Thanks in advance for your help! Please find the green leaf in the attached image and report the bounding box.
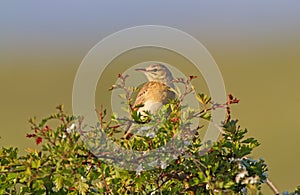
[53,174,64,191]
[196,93,211,105]
[32,159,41,169]
[224,181,235,189]
[7,172,18,182]
[76,181,89,195]
[200,112,211,120]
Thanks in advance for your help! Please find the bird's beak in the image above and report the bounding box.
[135,68,147,72]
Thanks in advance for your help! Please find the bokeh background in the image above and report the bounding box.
[1,1,299,193]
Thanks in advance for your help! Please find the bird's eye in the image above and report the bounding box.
[152,69,158,72]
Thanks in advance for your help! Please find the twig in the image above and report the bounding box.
[267,178,280,195]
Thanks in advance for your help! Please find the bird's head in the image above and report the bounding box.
[135,64,174,85]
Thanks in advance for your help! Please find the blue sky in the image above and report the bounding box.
[1,1,299,46]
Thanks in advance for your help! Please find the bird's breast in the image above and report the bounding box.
[134,81,175,115]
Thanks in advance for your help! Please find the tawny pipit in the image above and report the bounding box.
[123,64,176,139]
[133,64,175,116]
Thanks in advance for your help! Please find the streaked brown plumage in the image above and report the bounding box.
[134,81,175,115]
[133,64,175,115]
[124,63,176,138]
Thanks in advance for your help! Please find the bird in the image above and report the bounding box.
[133,63,176,116]
[123,63,176,139]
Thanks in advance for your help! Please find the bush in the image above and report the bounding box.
[0,75,298,194]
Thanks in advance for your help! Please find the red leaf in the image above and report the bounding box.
[189,75,198,80]
[26,133,35,138]
[171,117,179,123]
[35,137,42,145]
[227,94,240,104]
[232,99,240,104]
[45,125,50,131]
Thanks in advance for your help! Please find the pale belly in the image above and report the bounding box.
[137,101,163,115]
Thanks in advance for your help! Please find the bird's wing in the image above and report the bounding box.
[133,81,175,107]
[133,81,154,107]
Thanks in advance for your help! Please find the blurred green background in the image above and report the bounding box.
[1,1,299,193]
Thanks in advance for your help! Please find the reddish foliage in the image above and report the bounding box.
[189,75,198,81]
[171,117,179,123]
[35,137,43,145]
[26,133,36,138]
[44,125,50,131]
[227,94,240,104]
